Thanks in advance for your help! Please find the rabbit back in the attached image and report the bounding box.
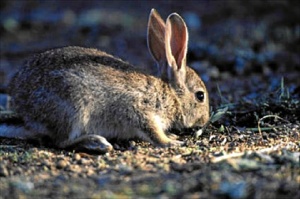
[9,46,178,146]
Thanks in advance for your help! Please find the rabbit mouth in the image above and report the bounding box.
[170,117,206,135]
[184,117,207,129]
[171,126,203,136]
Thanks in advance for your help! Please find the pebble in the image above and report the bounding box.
[117,165,133,175]
[269,133,277,138]
[194,129,203,138]
[79,158,90,165]
[13,167,23,175]
[86,168,95,176]
[0,166,9,177]
[42,160,51,167]
[68,164,82,173]
[74,153,81,161]
[129,141,136,148]
[262,132,269,140]
[56,159,68,169]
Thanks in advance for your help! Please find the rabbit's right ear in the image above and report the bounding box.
[165,13,188,87]
[147,9,168,78]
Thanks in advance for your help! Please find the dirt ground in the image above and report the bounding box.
[0,1,299,198]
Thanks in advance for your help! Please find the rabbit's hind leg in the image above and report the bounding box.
[58,134,113,153]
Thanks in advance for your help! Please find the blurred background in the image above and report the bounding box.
[0,0,299,107]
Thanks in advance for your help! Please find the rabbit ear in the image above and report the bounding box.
[165,13,188,86]
[147,9,169,78]
[147,9,165,62]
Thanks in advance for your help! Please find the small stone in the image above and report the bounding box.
[269,133,277,138]
[129,141,136,148]
[79,158,90,165]
[86,168,95,176]
[42,160,51,166]
[0,166,9,177]
[68,165,82,173]
[74,153,81,161]
[262,132,268,140]
[194,129,203,138]
[14,167,23,175]
[56,160,68,169]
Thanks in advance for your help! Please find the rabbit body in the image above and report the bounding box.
[6,9,209,152]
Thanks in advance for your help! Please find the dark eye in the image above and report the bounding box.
[195,91,205,102]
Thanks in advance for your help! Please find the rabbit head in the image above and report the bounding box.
[147,9,209,128]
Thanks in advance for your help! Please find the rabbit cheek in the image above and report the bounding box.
[194,115,209,127]
[187,107,209,127]
[183,102,209,128]
[193,107,210,127]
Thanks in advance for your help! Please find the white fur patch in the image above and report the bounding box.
[153,114,167,130]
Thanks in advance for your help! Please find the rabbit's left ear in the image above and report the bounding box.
[147,9,166,63]
[147,9,170,79]
[165,13,188,87]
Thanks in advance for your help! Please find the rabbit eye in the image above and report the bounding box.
[195,91,205,102]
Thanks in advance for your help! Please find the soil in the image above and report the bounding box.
[0,1,299,199]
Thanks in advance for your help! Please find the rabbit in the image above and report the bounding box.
[0,9,209,153]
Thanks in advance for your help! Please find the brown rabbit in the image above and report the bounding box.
[0,9,209,153]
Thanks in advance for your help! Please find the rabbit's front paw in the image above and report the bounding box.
[156,138,184,147]
[168,140,184,147]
